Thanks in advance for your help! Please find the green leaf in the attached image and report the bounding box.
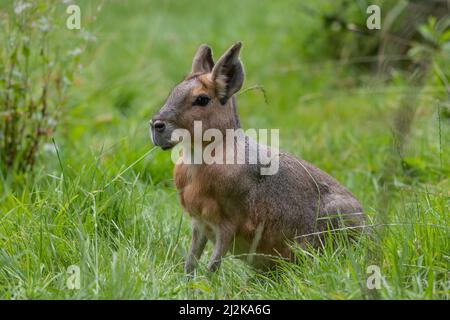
[22,43,30,58]
[10,49,18,64]
[440,30,450,43]
[401,157,427,177]
[418,25,436,44]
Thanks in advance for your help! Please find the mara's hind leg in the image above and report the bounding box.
[207,222,237,272]
[321,196,366,238]
[185,221,208,274]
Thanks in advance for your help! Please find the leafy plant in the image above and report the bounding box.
[408,16,450,64]
[0,1,89,173]
[409,16,450,120]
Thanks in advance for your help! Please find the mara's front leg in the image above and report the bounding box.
[207,222,237,272]
[185,220,208,275]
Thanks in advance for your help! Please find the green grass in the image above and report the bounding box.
[0,0,449,299]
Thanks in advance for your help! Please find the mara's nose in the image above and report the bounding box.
[152,120,166,133]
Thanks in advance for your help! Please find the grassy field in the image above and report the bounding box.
[0,0,449,299]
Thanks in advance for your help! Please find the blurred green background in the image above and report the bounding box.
[0,0,449,299]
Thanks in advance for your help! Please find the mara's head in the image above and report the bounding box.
[150,42,244,150]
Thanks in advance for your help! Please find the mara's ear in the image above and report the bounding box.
[211,42,244,104]
[191,44,214,74]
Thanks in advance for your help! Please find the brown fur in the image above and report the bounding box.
[150,43,366,273]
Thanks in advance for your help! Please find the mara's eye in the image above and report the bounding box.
[193,95,210,107]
